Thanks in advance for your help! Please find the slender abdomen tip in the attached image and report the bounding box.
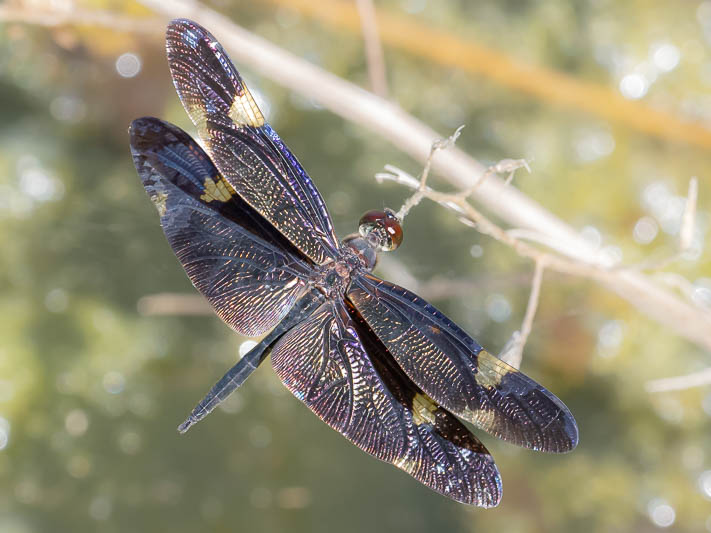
[177,416,195,434]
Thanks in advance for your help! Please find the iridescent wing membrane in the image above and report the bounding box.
[348,274,578,453]
[129,18,578,507]
[166,19,339,265]
[271,300,501,506]
[129,117,312,337]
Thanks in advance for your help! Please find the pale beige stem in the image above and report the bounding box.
[646,368,711,393]
[5,0,711,355]
[355,0,388,98]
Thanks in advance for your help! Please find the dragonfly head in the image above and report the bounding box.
[358,209,403,252]
[343,209,402,271]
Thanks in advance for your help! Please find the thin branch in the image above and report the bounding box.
[263,0,711,151]
[137,293,213,316]
[375,164,711,352]
[646,368,711,393]
[355,0,388,98]
[8,1,711,354]
[680,176,698,252]
[458,158,530,200]
[0,5,160,33]
[625,176,699,272]
[500,260,545,369]
[396,125,464,221]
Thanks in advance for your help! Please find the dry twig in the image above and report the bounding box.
[625,176,699,272]
[499,260,546,369]
[263,0,711,150]
[645,368,711,393]
[396,125,464,221]
[5,0,711,370]
[355,0,388,98]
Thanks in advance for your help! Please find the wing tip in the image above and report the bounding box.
[448,456,502,507]
[128,117,190,154]
[557,406,580,453]
[167,17,201,33]
[534,381,579,453]
[128,116,160,141]
[166,18,213,48]
[478,460,503,508]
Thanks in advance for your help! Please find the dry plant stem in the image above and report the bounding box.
[458,158,530,200]
[397,126,464,221]
[141,0,711,355]
[6,1,711,355]
[679,176,698,252]
[499,260,544,369]
[0,5,160,33]
[379,167,711,354]
[625,176,699,272]
[355,0,388,98]
[645,367,711,393]
[264,0,711,150]
[136,293,214,316]
[511,260,546,368]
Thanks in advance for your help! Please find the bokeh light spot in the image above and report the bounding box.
[619,73,649,99]
[45,288,68,313]
[49,95,86,123]
[89,496,112,520]
[633,216,659,244]
[0,417,10,451]
[115,53,141,78]
[647,498,675,527]
[699,470,711,499]
[580,225,602,248]
[469,244,483,258]
[652,43,681,72]
[597,320,624,358]
[65,409,89,436]
[102,371,125,394]
[485,294,511,323]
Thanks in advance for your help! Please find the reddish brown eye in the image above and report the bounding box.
[383,214,403,250]
[357,209,403,252]
[358,210,386,227]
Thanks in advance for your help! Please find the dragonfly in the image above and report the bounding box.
[129,18,578,507]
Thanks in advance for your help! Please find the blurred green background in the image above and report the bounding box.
[1,1,711,532]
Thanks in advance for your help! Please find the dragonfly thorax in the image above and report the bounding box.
[314,246,364,299]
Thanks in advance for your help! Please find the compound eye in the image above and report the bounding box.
[382,209,403,251]
[358,209,403,252]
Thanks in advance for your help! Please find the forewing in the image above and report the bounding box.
[271,300,501,506]
[166,18,339,265]
[129,117,313,336]
[347,274,578,453]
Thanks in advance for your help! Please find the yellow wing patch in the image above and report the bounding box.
[475,350,514,387]
[229,87,265,128]
[411,392,438,426]
[200,175,235,203]
[150,191,168,216]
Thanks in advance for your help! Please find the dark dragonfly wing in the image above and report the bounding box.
[271,300,502,506]
[166,18,339,265]
[347,273,578,453]
[129,117,314,337]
